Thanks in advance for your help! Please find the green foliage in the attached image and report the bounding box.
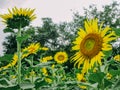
[3,28,14,33]
[16,34,30,44]
[113,28,120,36]
[0,54,13,66]
[89,72,105,84]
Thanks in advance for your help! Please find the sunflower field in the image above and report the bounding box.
[0,2,120,90]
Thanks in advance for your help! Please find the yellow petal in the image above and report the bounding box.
[101,26,111,37]
[78,29,86,38]
[102,43,112,51]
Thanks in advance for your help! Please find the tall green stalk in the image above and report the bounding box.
[31,56,34,84]
[17,26,22,84]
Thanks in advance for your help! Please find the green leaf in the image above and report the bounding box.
[0,78,19,90]
[16,35,30,44]
[20,83,35,89]
[33,61,54,68]
[103,50,112,60]
[24,58,32,66]
[89,72,105,84]
[35,80,48,89]
[100,65,106,72]
[0,78,11,86]
[112,28,120,36]
[0,54,13,62]
[3,28,14,33]
[113,79,120,89]
[104,79,112,88]
[109,69,120,76]
[0,85,19,90]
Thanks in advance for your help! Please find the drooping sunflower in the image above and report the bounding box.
[0,53,18,71]
[76,73,86,82]
[71,18,116,73]
[76,73,87,89]
[40,56,53,63]
[40,47,49,51]
[0,7,36,29]
[54,51,68,64]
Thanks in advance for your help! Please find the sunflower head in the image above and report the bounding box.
[0,7,36,29]
[114,54,120,62]
[0,53,18,71]
[71,18,116,73]
[54,51,68,64]
[76,73,86,82]
[106,73,112,80]
[41,67,48,76]
[45,78,52,84]
[22,43,40,58]
[40,56,53,63]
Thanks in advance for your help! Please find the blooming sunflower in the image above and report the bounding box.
[71,19,116,73]
[114,54,120,62]
[22,43,40,58]
[0,7,36,29]
[54,51,68,64]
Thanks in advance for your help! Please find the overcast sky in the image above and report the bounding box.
[0,0,119,55]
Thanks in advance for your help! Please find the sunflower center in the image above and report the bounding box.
[29,47,35,53]
[80,33,102,58]
[58,55,65,61]
[84,39,95,51]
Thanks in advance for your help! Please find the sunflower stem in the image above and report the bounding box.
[17,25,22,85]
[31,56,34,84]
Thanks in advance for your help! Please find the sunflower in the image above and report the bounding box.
[76,73,86,82]
[76,73,87,89]
[0,7,36,29]
[40,56,53,63]
[114,54,120,62]
[71,18,116,73]
[0,43,48,70]
[40,47,49,51]
[10,53,18,66]
[45,78,52,84]
[30,70,36,77]
[0,53,18,71]
[41,67,48,76]
[106,73,112,80]
[22,43,40,58]
[54,51,68,64]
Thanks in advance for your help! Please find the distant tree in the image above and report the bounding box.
[71,1,120,32]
